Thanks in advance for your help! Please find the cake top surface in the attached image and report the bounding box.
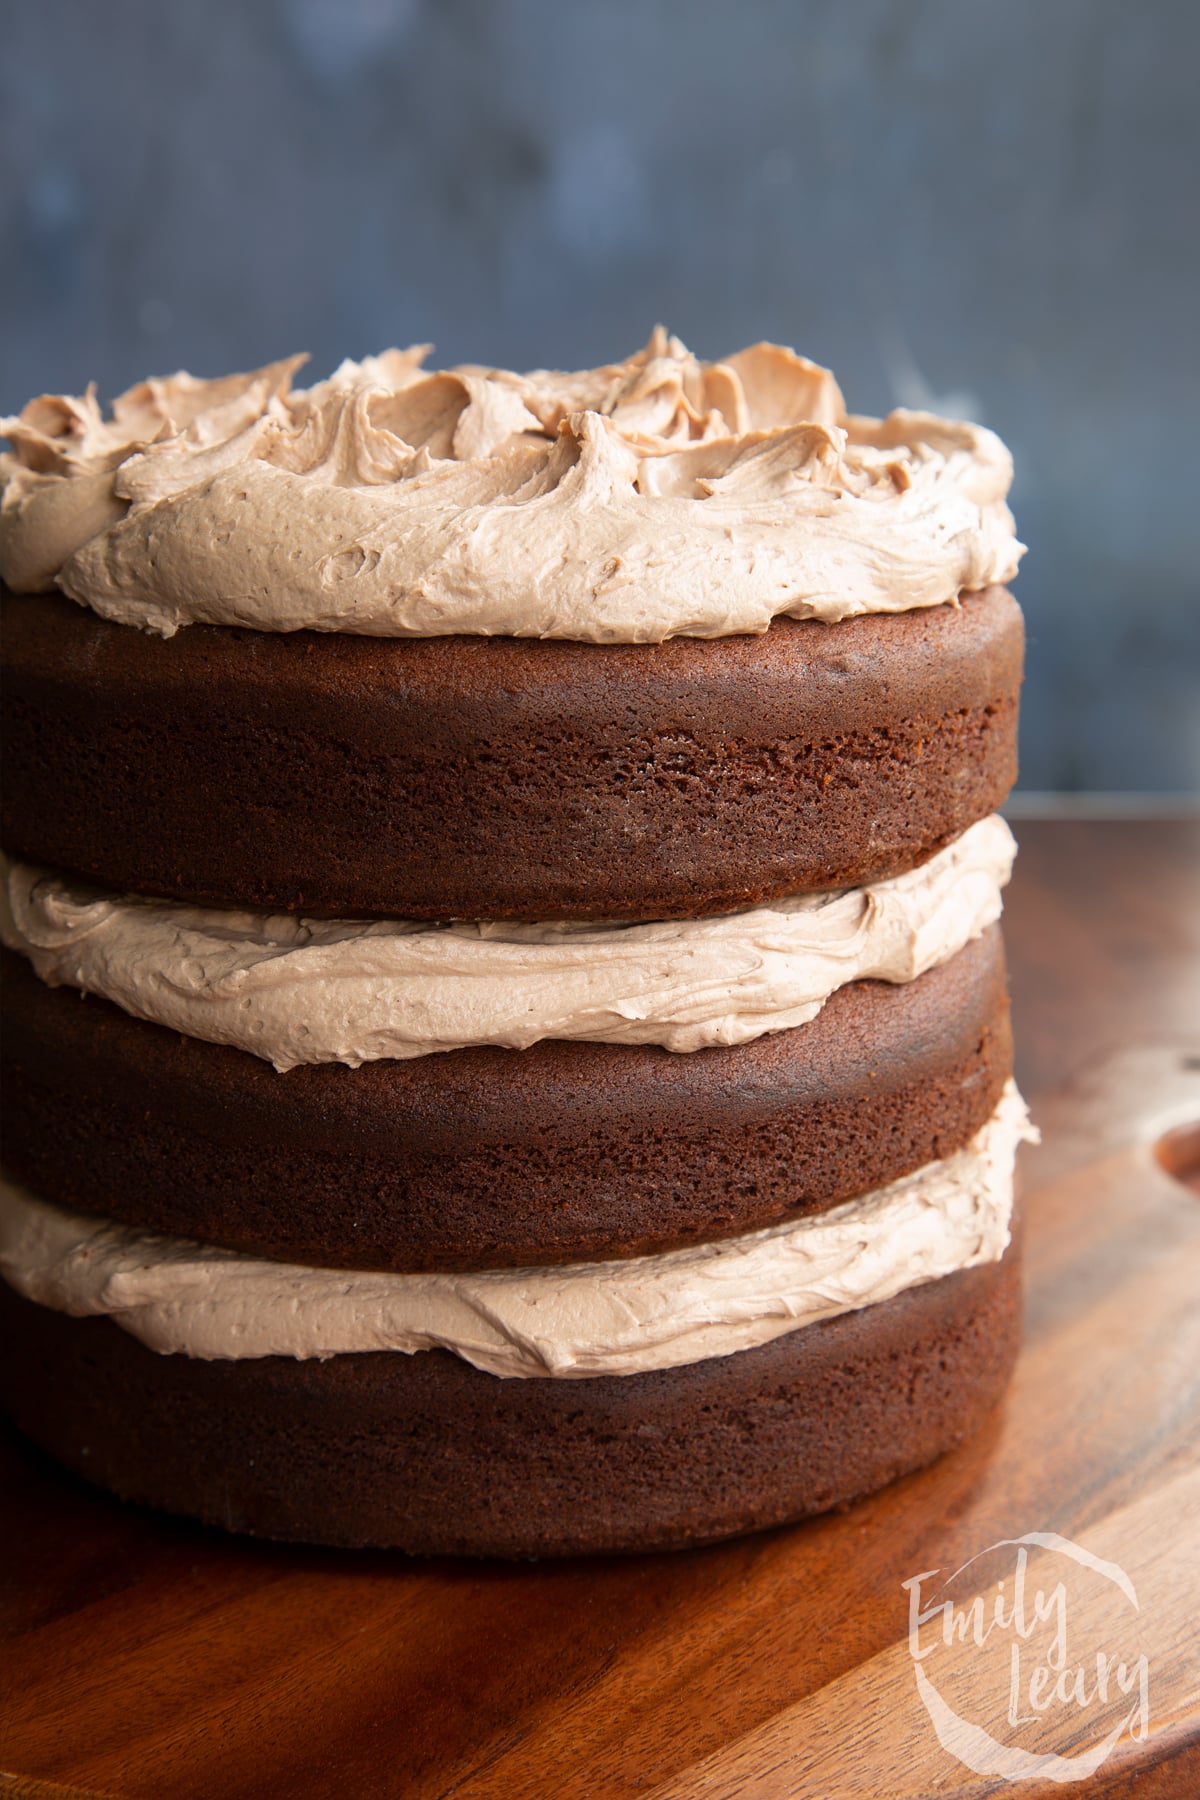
[0,330,1022,642]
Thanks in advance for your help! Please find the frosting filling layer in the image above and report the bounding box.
[0,331,1022,642]
[0,816,1014,1069]
[0,1083,1035,1379]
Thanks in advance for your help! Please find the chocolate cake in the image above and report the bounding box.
[0,331,1034,1555]
[0,583,1021,918]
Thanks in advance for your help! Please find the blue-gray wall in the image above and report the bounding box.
[3,0,1196,792]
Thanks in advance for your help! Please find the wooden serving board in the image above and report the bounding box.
[2,818,1198,1800]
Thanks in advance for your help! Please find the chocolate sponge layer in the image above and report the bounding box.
[0,586,1022,919]
[0,927,1010,1272]
[0,1231,1022,1558]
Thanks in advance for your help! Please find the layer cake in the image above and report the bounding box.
[0,332,1033,1555]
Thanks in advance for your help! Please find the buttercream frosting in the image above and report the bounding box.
[0,1083,1035,1378]
[0,331,1023,642]
[0,816,1014,1069]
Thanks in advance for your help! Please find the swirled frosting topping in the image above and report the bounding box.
[0,1083,1035,1378]
[0,331,1022,641]
[0,816,1014,1069]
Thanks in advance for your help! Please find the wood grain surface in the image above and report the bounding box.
[1,817,1198,1800]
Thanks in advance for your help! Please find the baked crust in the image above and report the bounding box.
[0,586,1023,919]
[0,1231,1022,1557]
[0,929,1011,1271]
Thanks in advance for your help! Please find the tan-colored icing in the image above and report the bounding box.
[0,332,1022,641]
[0,817,1014,1070]
[0,1084,1035,1378]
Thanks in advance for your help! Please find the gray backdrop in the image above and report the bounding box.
[2,0,1196,794]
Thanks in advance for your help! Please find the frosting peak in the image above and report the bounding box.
[1,332,1022,642]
